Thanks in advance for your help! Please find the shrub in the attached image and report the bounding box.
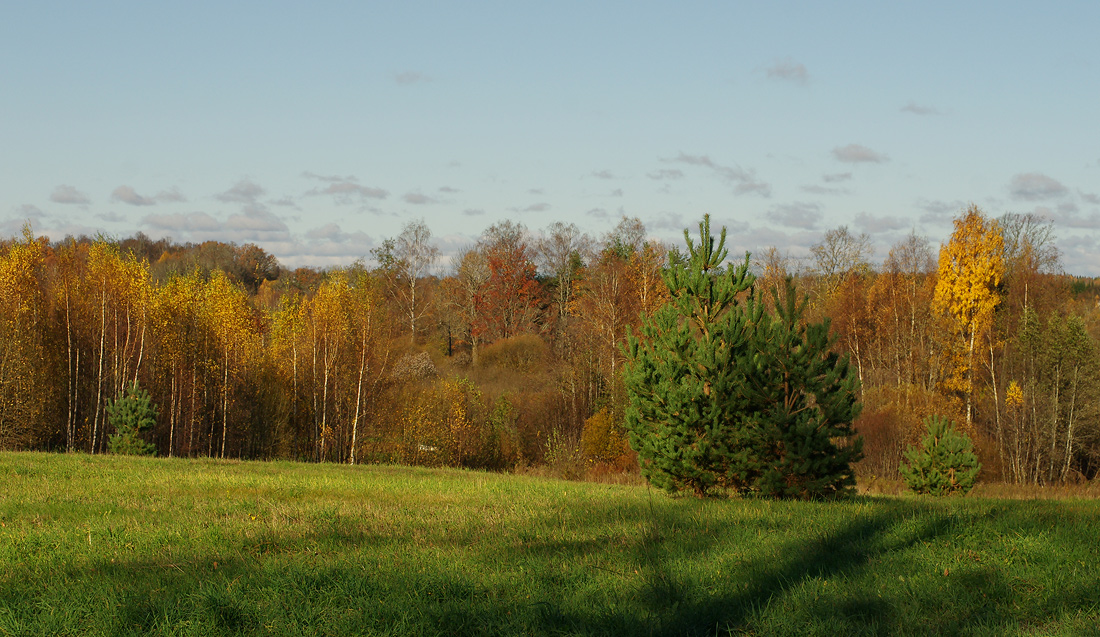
[106,381,158,456]
[580,407,628,464]
[900,415,981,495]
[477,334,549,372]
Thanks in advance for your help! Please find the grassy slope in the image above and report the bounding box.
[1,452,1098,636]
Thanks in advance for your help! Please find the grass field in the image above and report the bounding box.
[1,452,1099,636]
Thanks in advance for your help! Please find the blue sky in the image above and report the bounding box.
[3,2,1098,274]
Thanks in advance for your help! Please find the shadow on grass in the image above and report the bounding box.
[0,498,1092,636]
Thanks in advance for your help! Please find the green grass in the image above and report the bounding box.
[1,452,1098,636]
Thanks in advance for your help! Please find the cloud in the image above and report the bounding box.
[403,192,437,205]
[832,144,889,164]
[822,172,852,183]
[438,186,460,194]
[648,169,684,180]
[143,206,291,245]
[649,212,686,232]
[901,101,941,116]
[1080,190,1099,205]
[590,170,615,179]
[765,58,809,84]
[915,198,967,224]
[668,152,771,196]
[51,185,91,205]
[1038,204,1100,230]
[769,202,822,229]
[216,180,265,204]
[1008,173,1068,201]
[854,212,907,234]
[463,208,484,216]
[518,203,550,213]
[527,188,544,195]
[801,185,851,196]
[609,189,623,197]
[275,223,376,267]
[155,187,187,203]
[144,211,223,233]
[394,71,430,85]
[586,208,609,219]
[302,173,388,203]
[270,196,299,208]
[15,204,47,219]
[111,185,157,206]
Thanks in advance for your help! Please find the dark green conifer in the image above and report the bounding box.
[622,215,756,496]
[623,216,863,499]
[738,278,863,498]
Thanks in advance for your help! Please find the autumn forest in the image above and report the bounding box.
[1,207,1098,485]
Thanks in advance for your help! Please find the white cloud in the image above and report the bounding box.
[647,169,684,180]
[302,173,388,203]
[765,58,809,84]
[15,204,47,219]
[832,144,889,164]
[50,185,90,205]
[394,71,430,85]
[854,212,907,234]
[143,206,291,244]
[668,153,771,196]
[769,202,822,229]
[801,185,850,196]
[216,180,265,204]
[112,185,156,206]
[916,198,967,224]
[403,193,437,205]
[1008,173,1068,201]
[155,187,187,203]
[901,101,941,116]
[649,212,686,232]
[1041,204,1100,230]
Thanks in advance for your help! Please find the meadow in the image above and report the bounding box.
[1,452,1098,636]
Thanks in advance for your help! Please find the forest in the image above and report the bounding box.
[0,206,1098,485]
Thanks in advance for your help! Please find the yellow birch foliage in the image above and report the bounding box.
[932,205,1005,419]
[0,229,49,447]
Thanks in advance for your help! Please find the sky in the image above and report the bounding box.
[2,2,1098,274]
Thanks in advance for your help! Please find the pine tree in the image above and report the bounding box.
[622,215,758,496]
[739,278,863,498]
[900,415,981,495]
[623,216,864,498]
[106,380,158,456]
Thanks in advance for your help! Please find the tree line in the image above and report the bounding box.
[0,207,1097,484]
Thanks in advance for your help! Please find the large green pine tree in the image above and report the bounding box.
[738,279,863,498]
[623,216,863,498]
[623,215,757,496]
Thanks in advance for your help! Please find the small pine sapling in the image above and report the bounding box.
[900,415,981,495]
[106,380,159,456]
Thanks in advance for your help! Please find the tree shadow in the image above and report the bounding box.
[0,497,1092,636]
